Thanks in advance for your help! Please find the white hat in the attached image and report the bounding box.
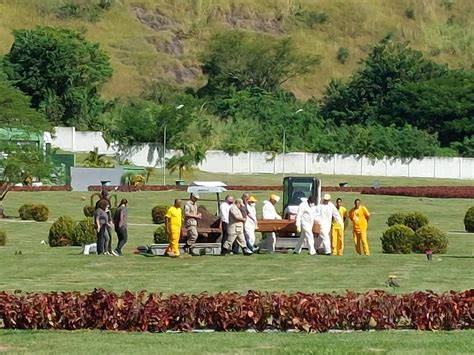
[323,193,331,200]
[191,193,200,199]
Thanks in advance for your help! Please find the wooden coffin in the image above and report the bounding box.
[257,219,320,234]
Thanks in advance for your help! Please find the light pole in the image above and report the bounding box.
[163,104,184,186]
[282,109,304,177]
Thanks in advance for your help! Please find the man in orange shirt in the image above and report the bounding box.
[165,199,183,257]
[348,199,370,256]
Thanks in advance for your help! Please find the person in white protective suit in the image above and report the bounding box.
[314,193,343,255]
[258,194,282,253]
[244,195,258,251]
[294,195,318,255]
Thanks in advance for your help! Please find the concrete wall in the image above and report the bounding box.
[71,167,124,191]
[50,127,474,180]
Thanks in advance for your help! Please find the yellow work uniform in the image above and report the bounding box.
[165,206,182,256]
[348,206,370,256]
[331,206,347,256]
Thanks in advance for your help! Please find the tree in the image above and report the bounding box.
[82,147,112,168]
[0,74,52,208]
[166,143,206,180]
[199,31,321,95]
[3,26,112,129]
[321,39,446,125]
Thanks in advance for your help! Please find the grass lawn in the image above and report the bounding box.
[0,176,473,353]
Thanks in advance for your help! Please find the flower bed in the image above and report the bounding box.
[8,185,72,192]
[0,289,471,332]
[361,186,474,198]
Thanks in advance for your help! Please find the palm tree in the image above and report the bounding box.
[83,147,112,168]
[166,143,206,180]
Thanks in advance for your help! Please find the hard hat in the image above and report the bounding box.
[248,196,257,203]
[270,194,280,203]
[323,193,331,200]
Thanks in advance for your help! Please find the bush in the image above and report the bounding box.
[404,8,415,19]
[337,47,349,64]
[413,225,448,254]
[381,224,415,254]
[464,206,474,232]
[31,204,49,222]
[0,231,6,246]
[49,216,76,247]
[83,206,95,217]
[19,204,49,222]
[404,212,429,231]
[153,224,168,244]
[152,205,168,224]
[387,212,406,227]
[19,204,34,220]
[386,212,429,231]
[72,218,97,246]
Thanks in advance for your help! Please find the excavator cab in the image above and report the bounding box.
[282,177,321,219]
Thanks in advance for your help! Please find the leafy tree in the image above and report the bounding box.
[0,75,52,206]
[166,143,206,180]
[82,147,112,168]
[321,39,446,125]
[199,31,321,95]
[451,136,474,157]
[3,26,112,129]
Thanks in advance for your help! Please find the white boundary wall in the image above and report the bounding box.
[48,127,474,180]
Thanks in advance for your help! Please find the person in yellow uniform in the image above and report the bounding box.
[348,199,370,256]
[331,197,347,256]
[165,199,182,257]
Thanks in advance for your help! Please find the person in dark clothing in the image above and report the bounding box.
[95,199,112,255]
[113,199,128,256]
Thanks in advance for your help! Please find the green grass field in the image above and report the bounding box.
[0,173,473,353]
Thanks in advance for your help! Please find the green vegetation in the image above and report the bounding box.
[71,217,96,246]
[381,224,415,254]
[413,225,449,254]
[48,215,76,247]
[464,206,474,232]
[0,230,6,246]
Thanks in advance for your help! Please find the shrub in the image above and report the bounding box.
[381,224,415,254]
[49,216,76,247]
[18,204,34,220]
[19,204,49,221]
[404,8,415,19]
[31,204,49,222]
[83,206,95,217]
[152,205,168,224]
[404,212,429,231]
[72,218,97,246]
[0,231,6,246]
[337,47,349,64]
[464,206,474,232]
[387,212,406,227]
[153,224,168,244]
[413,225,448,254]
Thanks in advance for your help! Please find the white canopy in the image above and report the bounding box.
[187,181,227,194]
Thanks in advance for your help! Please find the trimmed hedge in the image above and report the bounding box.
[464,206,474,233]
[0,231,6,246]
[48,215,76,247]
[381,224,414,254]
[19,204,49,222]
[0,289,471,332]
[386,212,429,231]
[362,186,474,198]
[151,205,168,224]
[413,225,448,254]
[72,218,97,246]
[153,224,168,244]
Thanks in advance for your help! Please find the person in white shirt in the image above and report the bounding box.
[258,194,282,253]
[219,195,234,253]
[245,195,258,250]
[314,193,343,255]
[294,195,317,255]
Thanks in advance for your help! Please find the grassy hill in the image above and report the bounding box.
[0,0,472,100]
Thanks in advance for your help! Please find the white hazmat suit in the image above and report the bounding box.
[314,202,343,255]
[294,199,317,255]
[245,203,257,248]
[258,200,282,252]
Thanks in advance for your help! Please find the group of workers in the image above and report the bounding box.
[163,191,371,257]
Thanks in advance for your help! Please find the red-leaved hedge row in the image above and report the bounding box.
[88,185,367,192]
[0,289,472,332]
[8,185,72,192]
[361,186,474,198]
[88,185,179,192]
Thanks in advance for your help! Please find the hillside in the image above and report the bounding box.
[0,0,472,100]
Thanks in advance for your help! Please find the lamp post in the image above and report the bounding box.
[282,109,304,177]
[163,104,184,186]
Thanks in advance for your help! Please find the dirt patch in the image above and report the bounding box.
[173,65,201,83]
[0,346,13,353]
